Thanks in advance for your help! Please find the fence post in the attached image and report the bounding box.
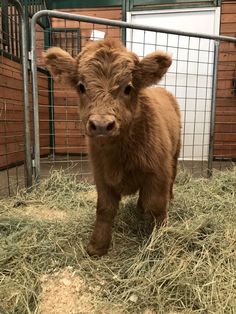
[11,0,32,187]
[208,41,220,177]
[31,11,41,183]
[121,0,127,45]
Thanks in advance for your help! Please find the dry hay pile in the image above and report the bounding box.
[0,168,235,314]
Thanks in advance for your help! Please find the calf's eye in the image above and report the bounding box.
[124,84,132,95]
[78,83,86,94]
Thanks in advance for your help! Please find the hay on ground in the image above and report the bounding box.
[0,168,235,313]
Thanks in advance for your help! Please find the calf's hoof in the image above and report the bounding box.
[155,213,168,228]
[87,243,108,257]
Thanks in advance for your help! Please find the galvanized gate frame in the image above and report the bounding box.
[30,10,236,182]
[7,0,32,188]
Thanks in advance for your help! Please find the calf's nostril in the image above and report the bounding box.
[106,121,116,131]
[89,120,97,131]
[88,117,116,135]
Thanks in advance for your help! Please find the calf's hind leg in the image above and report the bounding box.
[170,154,178,200]
[170,141,181,199]
[139,175,170,227]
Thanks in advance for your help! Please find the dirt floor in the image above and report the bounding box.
[39,267,94,314]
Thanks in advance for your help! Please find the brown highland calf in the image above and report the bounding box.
[43,39,181,257]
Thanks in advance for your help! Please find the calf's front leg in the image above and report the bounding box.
[87,186,120,257]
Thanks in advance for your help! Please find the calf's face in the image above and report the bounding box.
[43,40,172,138]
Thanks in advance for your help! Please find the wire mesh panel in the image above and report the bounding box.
[0,0,25,196]
[31,11,236,180]
[126,30,216,176]
[34,17,123,181]
[0,0,21,58]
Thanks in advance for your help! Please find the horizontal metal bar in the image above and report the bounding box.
[40,160,90,163]
[49,28,81,32]
[32,9,236,43]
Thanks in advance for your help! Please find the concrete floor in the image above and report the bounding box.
[0,156,234,198]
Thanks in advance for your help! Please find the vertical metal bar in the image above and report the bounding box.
[65,28,67,50]
[154,31,158,50]
[66,95,69,167]
[23,0,31,51]
[174,35,180,96]
[71,30,74,56]
[78,28,80,52]
[30,8,41,182]
[10,5,15,55]
[10,0,32,187]
[19,1,32,187]
[3,103,11,195]
[78,21,81,50]
[92,21,95,42]
[106,24,108,40]
[130,27,133,53]
[49,77,55,158]
[163,33,170,88]
[2,0,10,49]
[14,6,19,58]
[121,0,127,45]
[182,37,191,170]
[142,30,146,58]
[191,38,200,174]
[59,29,62,47]
[44,27,55,158]
[201,40,211,174]
[208,41,219,177]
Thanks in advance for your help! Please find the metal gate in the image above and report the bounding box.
[0,0,31,197]
[30,10,236,181]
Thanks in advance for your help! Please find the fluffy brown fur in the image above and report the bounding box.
[43,39,181,257]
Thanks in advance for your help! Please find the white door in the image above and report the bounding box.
[127,8,220,161]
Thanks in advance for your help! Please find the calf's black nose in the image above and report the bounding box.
[87,115,116,136]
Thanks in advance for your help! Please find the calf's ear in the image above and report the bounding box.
[134,51,172,88]
[42,47,78,87]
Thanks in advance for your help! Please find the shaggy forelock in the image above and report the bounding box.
[77,40,138,91]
